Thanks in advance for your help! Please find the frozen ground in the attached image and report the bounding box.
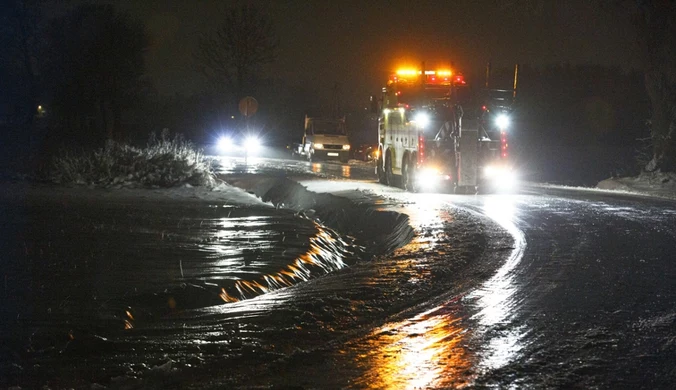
[3,157,676,389]
[596,171,676,200]
[0,164,425,388]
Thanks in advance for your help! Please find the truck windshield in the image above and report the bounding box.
[311,121,346,135]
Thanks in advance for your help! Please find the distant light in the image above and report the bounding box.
[37,105,42,110]
[231,116,235,119]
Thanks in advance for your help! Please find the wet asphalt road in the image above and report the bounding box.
[213,155,676,389]
[2,154,676,389]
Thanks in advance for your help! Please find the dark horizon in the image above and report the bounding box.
[52,0,641,106]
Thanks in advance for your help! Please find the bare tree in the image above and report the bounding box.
[195,4,278,103]
[44,4,148,142]
[631,0,676,172]
[0,0,41,126]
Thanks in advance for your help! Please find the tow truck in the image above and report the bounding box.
[375,65,517,193]
[293,115,351,163]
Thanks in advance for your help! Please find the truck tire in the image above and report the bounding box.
[400,157,409,190]
[377,151,387,184]
[407,156,418,192]
[384,151,393,186]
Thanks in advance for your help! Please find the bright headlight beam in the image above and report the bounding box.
[217,136,233,151]
[244,136,260,151]
[496,114,510,129]
[414,112,430,128]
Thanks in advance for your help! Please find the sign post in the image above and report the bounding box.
[238,97,258,165]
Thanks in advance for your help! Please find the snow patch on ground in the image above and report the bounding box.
[596,171,676,200]
[530,171,676,201]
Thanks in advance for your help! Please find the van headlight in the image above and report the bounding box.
[342,144,350,150]
[217,136,233,152]
[313,143,324,149]
[244,136,261,151]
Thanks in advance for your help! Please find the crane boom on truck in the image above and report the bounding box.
[375,65,517,193]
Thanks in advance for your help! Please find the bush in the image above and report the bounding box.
[50,130,216,188]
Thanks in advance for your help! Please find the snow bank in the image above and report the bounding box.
[597,171,676,200]
[48,131,216,188]
[226,176,415,257]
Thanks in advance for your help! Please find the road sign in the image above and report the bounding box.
[239,96,258,118]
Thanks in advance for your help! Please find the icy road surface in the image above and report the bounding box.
[1,155,675,389]
[211,156,676,388]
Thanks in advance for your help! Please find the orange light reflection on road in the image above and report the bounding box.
[342,164,351,178]
[312,163,322,173]
[353,307,473,389]
[219,223,347,302]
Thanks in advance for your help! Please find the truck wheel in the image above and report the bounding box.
[407,158,418,192]
[384,152,393,186]
[400,158,409,190]
[377,152,387,184]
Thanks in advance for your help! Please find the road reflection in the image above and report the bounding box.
[352,306,474,389]
[466,195,528,371]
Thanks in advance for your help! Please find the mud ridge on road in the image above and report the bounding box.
[226,175,416,258]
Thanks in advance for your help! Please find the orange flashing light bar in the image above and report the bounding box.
[394,69,453,77]
[389,69,457,86]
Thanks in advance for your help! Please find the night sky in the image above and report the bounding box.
[72,0,640,107]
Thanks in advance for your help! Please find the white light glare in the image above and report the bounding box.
[483,165,518,190]
[244,136,261,151]
[414,112,430,128]
[496,114,510,129]
[217,136,233,151]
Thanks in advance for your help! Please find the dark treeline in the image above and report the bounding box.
[489,64,650,185]
[0,1,664,186]
[0,2,315,171]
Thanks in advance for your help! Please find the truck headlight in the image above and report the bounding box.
[496,114,510,129]
[414,112,430,128]
[313,143,324,149]
[342,144,350,150]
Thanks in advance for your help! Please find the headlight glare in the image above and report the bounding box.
[217,136,233,151]
[244,136,260,151]
[496,114,510,129]
[414,112,430,128]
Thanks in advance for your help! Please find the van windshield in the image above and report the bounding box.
[311,121,346,135]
